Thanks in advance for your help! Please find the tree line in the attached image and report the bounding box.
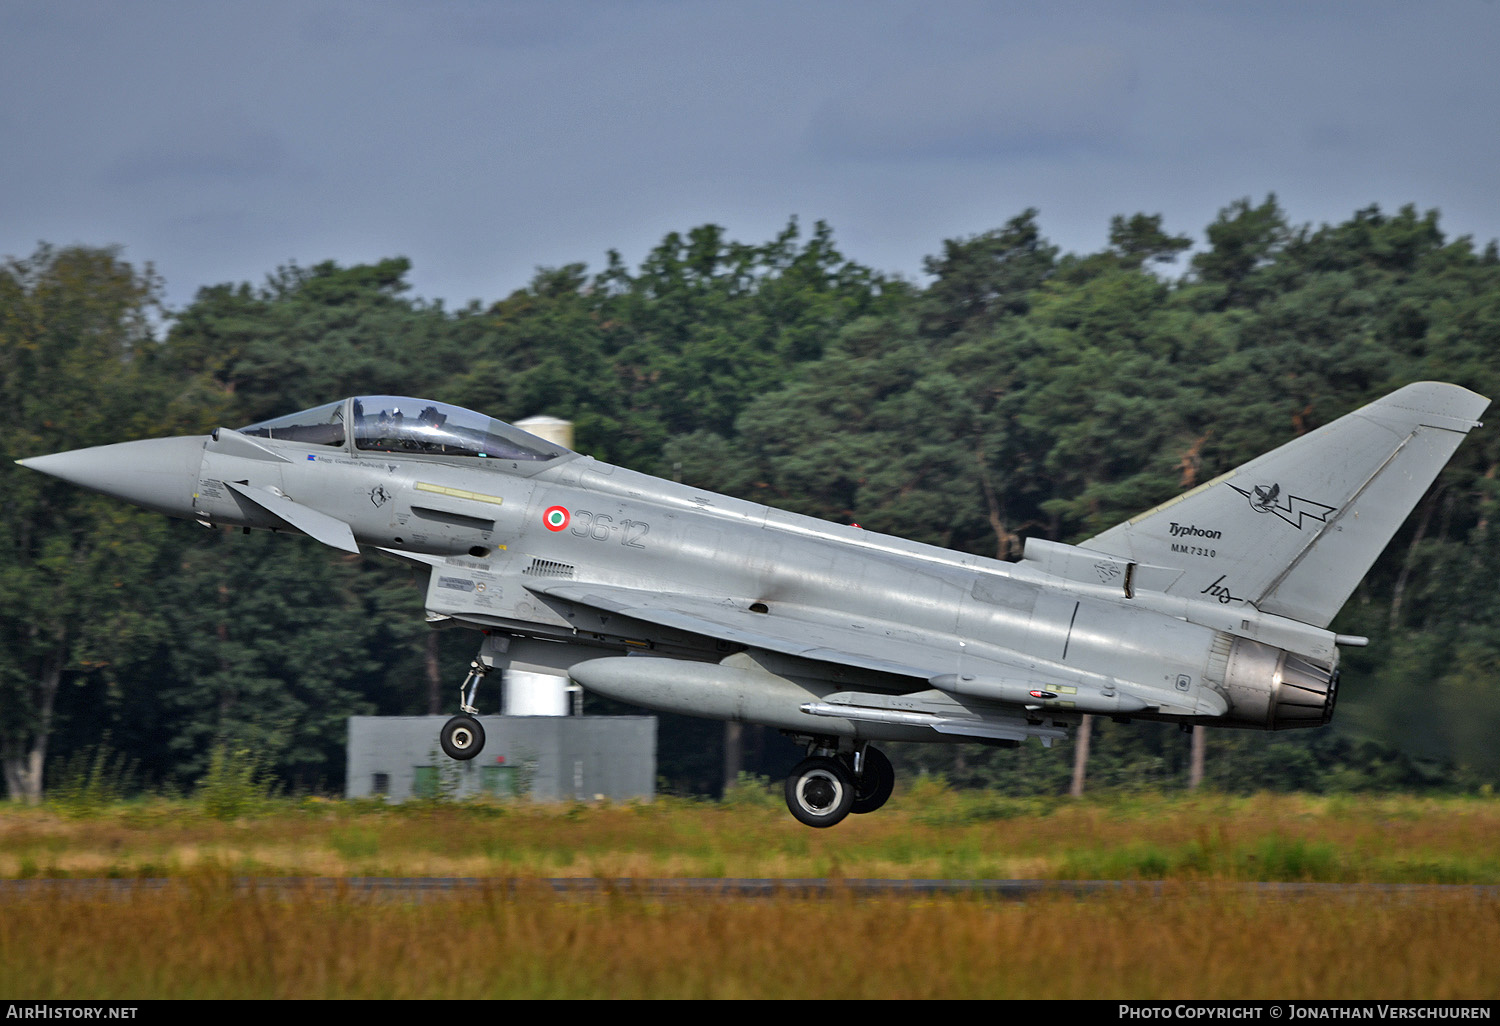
[4,198,1499,801]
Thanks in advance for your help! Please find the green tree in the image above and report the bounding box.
[0,245,210,801]
[1107,212,1193,270]
[1189,194,1293,309]
[155,529,386,788]
[919,209,1057,338]
[166,257,459,424]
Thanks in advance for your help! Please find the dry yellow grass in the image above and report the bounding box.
[1,881,1495,999]
[3,788,1497,998]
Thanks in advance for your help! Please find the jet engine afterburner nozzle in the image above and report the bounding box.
[1218,637,1339,730]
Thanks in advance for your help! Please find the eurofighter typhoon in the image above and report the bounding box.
[18,384,1487,826]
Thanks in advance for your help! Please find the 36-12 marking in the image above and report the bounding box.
[562,509,649,548]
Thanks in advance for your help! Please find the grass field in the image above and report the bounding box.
[2,783,1498,998]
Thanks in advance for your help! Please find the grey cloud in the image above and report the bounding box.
[104,107,290,187]
[811,43,1137,160]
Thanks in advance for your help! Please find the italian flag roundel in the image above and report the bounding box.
[543,505,570,532]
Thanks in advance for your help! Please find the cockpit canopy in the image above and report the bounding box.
[237,396,570,462]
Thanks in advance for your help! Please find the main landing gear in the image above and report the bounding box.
[784,741,895,828]
[440,660,490,761]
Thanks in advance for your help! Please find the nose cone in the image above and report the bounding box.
[17,435,208,518]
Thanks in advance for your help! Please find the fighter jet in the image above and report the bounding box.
[16,383,1488,826]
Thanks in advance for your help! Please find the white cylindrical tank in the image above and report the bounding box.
[514,415,574,450]
[503,669,572,716]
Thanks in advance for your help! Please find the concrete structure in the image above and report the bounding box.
[346,715,656,802]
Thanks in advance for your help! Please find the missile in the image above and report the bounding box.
[927,672,1156,715]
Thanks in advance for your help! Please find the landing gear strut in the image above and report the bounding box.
[440,660,490,761]
[784,741,895,828]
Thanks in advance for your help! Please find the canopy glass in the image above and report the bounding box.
[239,397,568,461]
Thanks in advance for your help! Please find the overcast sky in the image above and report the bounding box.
[4,1,1499,312]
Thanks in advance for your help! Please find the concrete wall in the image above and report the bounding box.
[345,715,656,802]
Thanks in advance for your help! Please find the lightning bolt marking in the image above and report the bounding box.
[1229,484,1337,530]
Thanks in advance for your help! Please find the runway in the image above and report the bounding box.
[4,877,1499,901]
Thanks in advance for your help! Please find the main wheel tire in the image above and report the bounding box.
[440,714,485,761]
[785,756,855,828]
[851,746,894,815]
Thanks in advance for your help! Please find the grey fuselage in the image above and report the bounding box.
[175,408,1319,742]
[21,384,1490,755]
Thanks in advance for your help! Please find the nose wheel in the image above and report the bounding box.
[440,713,486,760]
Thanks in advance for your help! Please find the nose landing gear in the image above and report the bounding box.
[440,660,490,761]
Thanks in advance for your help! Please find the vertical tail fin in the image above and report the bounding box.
[1081,382,1489,627]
